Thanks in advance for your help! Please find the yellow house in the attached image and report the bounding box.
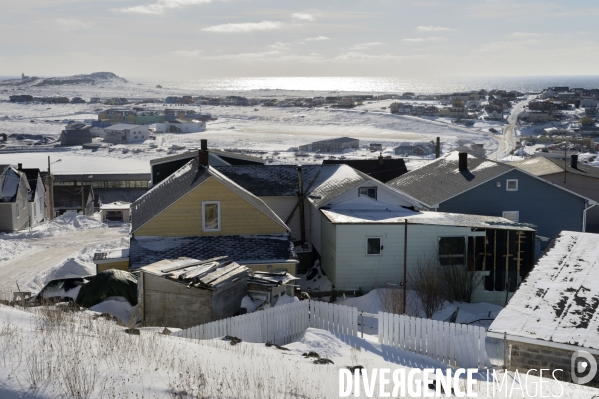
[125,152,298,275]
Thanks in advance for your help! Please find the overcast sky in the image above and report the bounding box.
[2,0,599,79]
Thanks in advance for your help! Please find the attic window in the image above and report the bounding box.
[359,187,377,200]
[439,236,466,266]
[202,201,220,231]
[506,179,518,191]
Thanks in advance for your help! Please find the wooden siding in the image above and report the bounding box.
[142,272,213,328]
[319,215,337,284]
[211,277,247,321]
[96,260,129,274]
[135,177,287,237]
[246,263,297,275]
[439,169,586,243]
[261,196,311,243]
[331,223,474,292]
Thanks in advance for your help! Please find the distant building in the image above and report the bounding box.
[70,97,86,104]
[393,143,435,156]
[60,128,92,146]
[9,95,33,103]
[104,124,150,143]
[369,143,383,151]
[155,119,206,134]
[298,137,359,153]
[322,157,408,183]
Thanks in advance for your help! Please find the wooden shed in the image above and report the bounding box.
[138,257,249,328]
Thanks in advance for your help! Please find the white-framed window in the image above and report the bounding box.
[359,187,377,200]
[438,236,466,266]
[202,201,221,231]
[366,237,382,255]
[502,211,519,222]
[506,179,518,191]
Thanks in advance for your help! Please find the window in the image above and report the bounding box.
[506,179,518,191]
[366,237,382,255]
[502,211,519,222]
[439,236,466,266]
[202,201,220,231]
[359,187,377,200]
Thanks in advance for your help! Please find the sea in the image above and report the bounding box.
[133,75,599,95]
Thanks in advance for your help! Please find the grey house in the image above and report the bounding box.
[60,129,92,146]
[0,165,31,232]
[388,152,596,249]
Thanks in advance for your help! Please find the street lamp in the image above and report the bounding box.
[47,157,61,221]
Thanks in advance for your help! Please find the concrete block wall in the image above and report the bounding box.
[508,340,599,388]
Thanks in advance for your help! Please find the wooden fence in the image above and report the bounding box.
[173,300,358,346]
[378,312,490,369]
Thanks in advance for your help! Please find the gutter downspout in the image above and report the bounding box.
[583,202,597,232]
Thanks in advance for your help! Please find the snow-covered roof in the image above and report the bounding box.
[322,196,535,231]
[489,231,599,351]
[105,123,142,131]
[93,248,130,263]
[0,166,28,203]
[100,201,131,210]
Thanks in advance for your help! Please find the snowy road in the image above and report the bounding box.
[487,95,535,160]
[0,227,126,298]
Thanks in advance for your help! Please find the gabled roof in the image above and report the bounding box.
[321,158,408,183]
[0,166,28,202]
[215,164,395,208]
[61,130,92,138]
[387,152,513,207]
[490,231,599,351]
[512,156,599,179]
[21,168,42,201]
[131,157,289,233]
[129,234,296,269]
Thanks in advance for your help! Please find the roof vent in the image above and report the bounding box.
[458,152,468,171]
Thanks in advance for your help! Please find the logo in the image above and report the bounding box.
[571,350,597,385]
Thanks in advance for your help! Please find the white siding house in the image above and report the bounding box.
[27,173,45,227]
[319,196,535,295]
[104,124,150,143]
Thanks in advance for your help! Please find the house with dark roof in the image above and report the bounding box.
[489,231,599,387]
[388,152,596,250]
[322,157,408,183]
[319,196,537,304]
[21,167,46,227]
[60,129,92,146]
[511,155,599,233]
[0,165,31,232]
[298,137,359,152]
[127,151,297,274]
[53,184,94,217]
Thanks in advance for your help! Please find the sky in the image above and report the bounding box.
[1,0,599,79]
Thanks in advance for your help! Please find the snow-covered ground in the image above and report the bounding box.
[0,213,128,298]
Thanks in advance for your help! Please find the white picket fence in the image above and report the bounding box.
[173,300,358,346]
[378,312,490,369]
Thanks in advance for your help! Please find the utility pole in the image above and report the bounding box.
[564,142,567,184]
[47,156,54,220]
[403,219,408,314]
[81,174,85,216]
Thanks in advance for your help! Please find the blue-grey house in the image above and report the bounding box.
[387,151,596,250]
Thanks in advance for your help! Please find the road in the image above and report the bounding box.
[0,227,126,299]
[487,95,536,160]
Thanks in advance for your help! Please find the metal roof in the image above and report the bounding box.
[105,123,142,131]
[512,156,599,179]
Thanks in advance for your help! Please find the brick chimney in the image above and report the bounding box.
[570,154,578,169]
[458,152,468,171]
[198,139,209,167]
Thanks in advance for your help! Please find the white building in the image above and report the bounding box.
[104,124,150,143]
[155,120,206,134]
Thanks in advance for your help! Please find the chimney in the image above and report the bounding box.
[436,137,440,159]
[378,152,384,165]
[198,139,209,167]
[17,163,22,170]
[570,154,578,169]
[458,152,468,171]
